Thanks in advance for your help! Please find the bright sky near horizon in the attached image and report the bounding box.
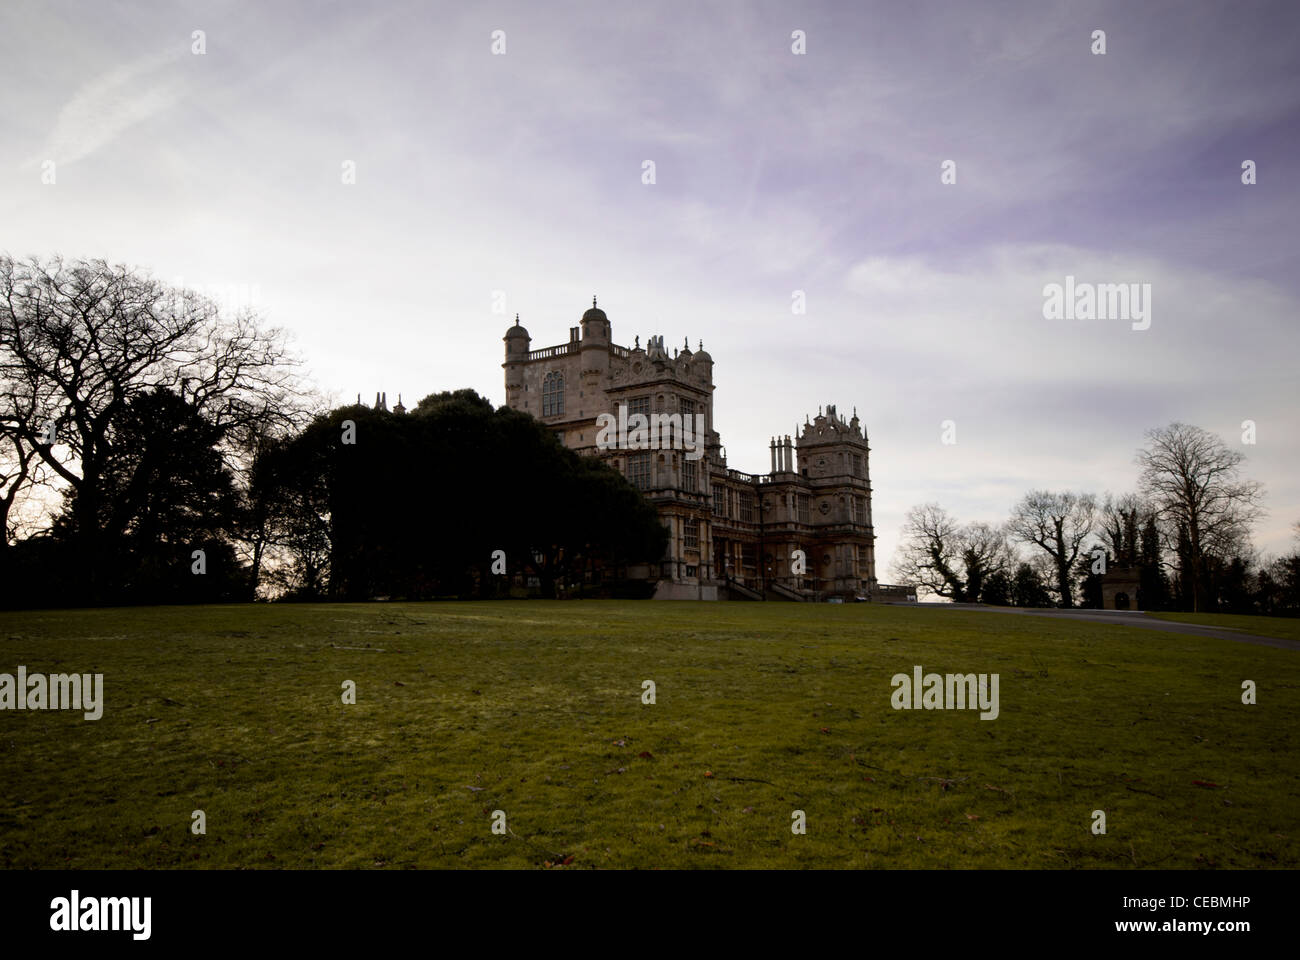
[2,0,1298,571]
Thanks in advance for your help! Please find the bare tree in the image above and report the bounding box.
[892,503,962,599]
[0,430,36,549]
[958,521,1014,603]
[1136,422,1264,612]
[892,503,1010,601]
[1,321,62,550]
[0,255,309,594]
[1097,492,1153,567]
[1007,490,1097,607]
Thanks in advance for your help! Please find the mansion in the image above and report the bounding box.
[502,298,895,601]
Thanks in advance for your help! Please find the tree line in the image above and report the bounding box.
[250,391,666,601]
[891,423,1299,615]
[6,255,1296,614]
[0,256,666,608]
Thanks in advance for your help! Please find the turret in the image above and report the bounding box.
[580,295,610,375]
[580,295,609,343]
[796,403,870,479]
[503,314,531,410]
[504,313,531,362]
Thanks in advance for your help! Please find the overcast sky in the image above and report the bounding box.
[2,0,1298,571]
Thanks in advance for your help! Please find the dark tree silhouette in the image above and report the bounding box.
[1007,490,1097,608]
[0,255,306,601]
[252,390,668,600]
[892,504,1010,602]
[1137,422,1263,612]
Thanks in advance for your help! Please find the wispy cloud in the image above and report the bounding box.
[28,49,185,168]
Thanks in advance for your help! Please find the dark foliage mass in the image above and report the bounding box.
[255,390,668,601]
[2,387,668,607]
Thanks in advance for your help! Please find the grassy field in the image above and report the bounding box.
[1146,611,1300,644]
[1,601,1296,869]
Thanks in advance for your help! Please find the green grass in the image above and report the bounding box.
[1,601,1296,869]
[1147,611,1300,644]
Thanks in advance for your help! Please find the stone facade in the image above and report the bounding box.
[502,299,881,601]
[1101,566,1143,610]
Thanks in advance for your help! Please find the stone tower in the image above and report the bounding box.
[499,296,879,600]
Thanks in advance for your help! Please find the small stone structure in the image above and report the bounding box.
[1101,566,1143,610]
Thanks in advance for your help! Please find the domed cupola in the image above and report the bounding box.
[504,314,531,360]
[505,313,529,340]
[581,295,609,343]
[582,295,607,325]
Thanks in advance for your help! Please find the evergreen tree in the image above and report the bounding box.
[1074,553,1104,608]
[1011,562,1053,607]
[981,569,1012,606]
[1173,523,1194,610]
[254,390,668,600]
[1138,516,1169,610]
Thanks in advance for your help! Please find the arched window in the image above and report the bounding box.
[542,372,564,416]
